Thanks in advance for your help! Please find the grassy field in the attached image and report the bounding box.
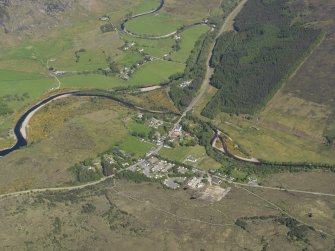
[171,25,210,62]
[128,60,185,85]
[160,145,206,162]
[126,13,183,36]
[0,69,44,81]
[125,0,220,36]
[60,74,126,88]
[0,13,124,116]
[261,170,335,193]
[120,33,176,58]
[211,112,335,163]
[159,144,221,170]
[120,135,154,157]
[0,75,53,108]
[127,121,152,138]
[196,156,222,171]
[116,50,144,67]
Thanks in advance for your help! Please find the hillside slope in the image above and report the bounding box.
[199,0,335,163]
[0,0,132,40]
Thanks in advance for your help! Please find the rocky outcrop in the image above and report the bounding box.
[0,0,10,32]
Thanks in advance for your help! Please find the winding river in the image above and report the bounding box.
[0,91,174,157]
[121,0,207,39]
[1,90,334,170]
[121,0,165,38]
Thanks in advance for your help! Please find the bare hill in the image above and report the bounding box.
[0,0,117,36]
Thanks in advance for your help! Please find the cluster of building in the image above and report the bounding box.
[128,156,207,190]
[129,156,175,179]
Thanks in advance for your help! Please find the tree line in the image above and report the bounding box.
[168,1,240,111]
[169,31,215,110]
[202,0,322,118]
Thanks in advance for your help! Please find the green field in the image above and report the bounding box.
[0,77,54,110]
[196,157,222,171]
[171,25,210,62]
[159,144,222,170]
[120,135,154,157]
[57,51,109,72]
[126,14,182,36]
[128,60,185,85]
[120,33,176,58]
[60,74,126,88]
[117,50,144,67]
[159,145,206,162]
[128,121,151,137]
[0,69,44,81]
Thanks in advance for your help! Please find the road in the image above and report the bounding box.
[47,59,61,90]
[2,160,335,200]
[0,158,147,200]
[212,174,335,197]
[0,176,113,200]
[171,0,248,131]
